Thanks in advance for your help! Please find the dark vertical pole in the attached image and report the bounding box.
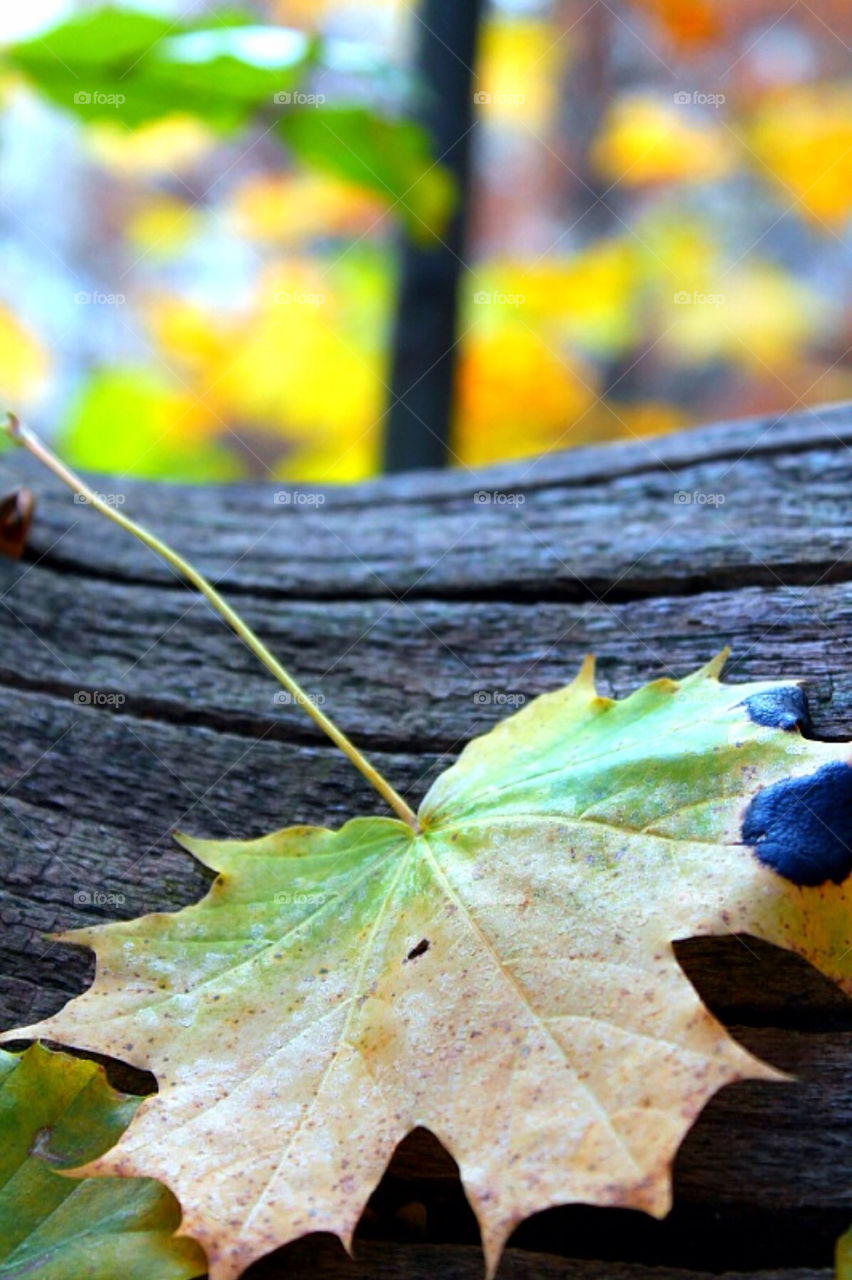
[383,0,485,473]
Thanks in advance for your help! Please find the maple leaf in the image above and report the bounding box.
[8,654,852,1280]
[0,1043,205,1279]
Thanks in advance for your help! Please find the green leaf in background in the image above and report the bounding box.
[280,105,455,240]
[10,8,175,67]
[0,1043,205,1280]
[3,8,450,235]
[4,7,308,130]
[5,8,176,127]
[61,368,248,482]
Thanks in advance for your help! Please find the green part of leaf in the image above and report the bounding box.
[0,1043,205,1280]
[5,8,176,67]
[279,104,456,239]
[11,656,852,1280]
[5,7,307,130]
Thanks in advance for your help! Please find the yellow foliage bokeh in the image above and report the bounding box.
[228,173,389,245]
[749,84,852,225]
[0,306,49,404]
[85,114,217,175]
[591,94,735,185]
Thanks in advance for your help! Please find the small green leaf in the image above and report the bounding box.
[5,7,307,130]
[7,8,175,67]
[0,1043,205,1280]
[279,104,455,239]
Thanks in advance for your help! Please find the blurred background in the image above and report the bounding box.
[0,0,851,483]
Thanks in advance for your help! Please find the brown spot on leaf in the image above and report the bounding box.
[405,938,430,962]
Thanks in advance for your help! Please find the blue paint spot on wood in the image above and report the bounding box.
[743,761,852,886]
[741,687,814,737]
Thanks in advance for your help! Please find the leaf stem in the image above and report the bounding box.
[2,414,419,830]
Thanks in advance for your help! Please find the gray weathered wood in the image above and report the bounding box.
[248,1238,830,1279]
[1,403,852,1278]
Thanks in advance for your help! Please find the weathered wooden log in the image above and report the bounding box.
[1,403,851,1278]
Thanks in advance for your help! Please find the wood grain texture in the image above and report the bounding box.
[1,403,851,1278]
[245,1237,830,1279]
